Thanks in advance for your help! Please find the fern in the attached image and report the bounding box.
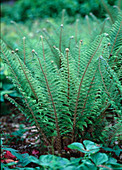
[101,0,120,24]
[101,119,122,146]
[1,11,122,152]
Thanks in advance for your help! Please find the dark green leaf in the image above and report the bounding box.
[91,153,108,165]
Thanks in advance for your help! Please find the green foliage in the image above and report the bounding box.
[3,124,27,146]
[0,62,18,102]
[102,145,122,157]
[1,140,121,169]
[1,149,30,168]
[1,0,119,22]
[0,60,20,115]
[101,0,122,23]
[1,139,31,168]
[68,140,101,153]
[0,10,122,154]
[101,119,122,146]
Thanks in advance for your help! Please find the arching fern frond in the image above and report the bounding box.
[1,12,121,152]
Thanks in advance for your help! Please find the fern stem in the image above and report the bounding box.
[36,52,61,153]
[59,24,63,52]
[85,15,91,34]
[89,12,99,24]
[1,48,50,145]
[23,98,50,145]
[68,36,74,49]
[66,48,70,102]
[1,38,14,50]
[117,0,121,10]
[81,68,98,115]
[42,30,61,68]
[98,57,119,116]
[42,31,55,54]
[100,18,109,35]
[23,37,26,65]
[40,35,45,61]
[46,20,59,36]
[78,40,82,75]
[99,103,111,120]
[61,9,65,25]
[99,57,111,98]
[112,47,122,69]
[16,55,39,102]
[108,21,122,59]
[108,125,120,146]
[59,24,63,68]
[101,0,114,24]
[1,49,19,81]
[75,19,79,44]
[6,95,50,145]
[99,57,121,117]
[51,60,60,75]
[72,37,103,142]
[5,94,23,111]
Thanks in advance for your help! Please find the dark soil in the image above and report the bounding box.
[1,102,122,168]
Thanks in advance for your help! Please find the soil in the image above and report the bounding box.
[1,103,73,168]
[1,102,122,168]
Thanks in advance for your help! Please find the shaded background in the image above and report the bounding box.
[1,0,119,23]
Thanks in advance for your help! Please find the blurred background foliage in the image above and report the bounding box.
[0,60,21,115]
[1,0,120,23]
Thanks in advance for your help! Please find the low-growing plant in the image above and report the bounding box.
[1,139,31,168]
[1,140,121,169]
[0,9,122,155]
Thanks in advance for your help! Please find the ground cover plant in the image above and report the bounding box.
[0,3,122,170]
[1,139,122,169]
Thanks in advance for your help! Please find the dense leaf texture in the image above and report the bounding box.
[0,12,121,152]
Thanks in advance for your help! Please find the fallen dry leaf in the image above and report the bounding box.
[5,159,18,164]
[4,151,16,159]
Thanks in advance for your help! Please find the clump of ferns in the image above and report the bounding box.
[1,11,122,154]
[101,119,122,147]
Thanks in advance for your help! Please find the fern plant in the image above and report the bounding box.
[0,11,121,154]
[101,0,121,24]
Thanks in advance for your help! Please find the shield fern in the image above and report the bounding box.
[1,12,121,153]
